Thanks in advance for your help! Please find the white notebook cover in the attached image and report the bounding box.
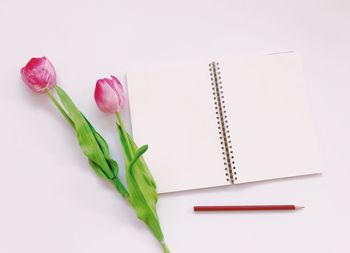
[127,52,322,193]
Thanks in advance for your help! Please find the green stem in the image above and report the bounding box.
[46,88,75,128]
[161,242,171,253]
[113,177,129,200]
[116,112,133,162]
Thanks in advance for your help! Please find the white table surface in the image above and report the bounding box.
[0,0,349,252]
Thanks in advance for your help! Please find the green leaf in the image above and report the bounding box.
[88,159,109,180]
[83,114,119,176]
[129,144,148,168]
[117,124,164,242]
[116,122,132,163]
[55,86,114,180]
[127,134,156,188]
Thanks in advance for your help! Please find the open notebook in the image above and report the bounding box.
[127,52,322,193]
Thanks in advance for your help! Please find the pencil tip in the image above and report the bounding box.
[295,206,305,210]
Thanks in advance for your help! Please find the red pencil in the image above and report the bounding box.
[193,205,304,212]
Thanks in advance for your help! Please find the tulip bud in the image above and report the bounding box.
[94,75,126,113]
[21,57,57,93]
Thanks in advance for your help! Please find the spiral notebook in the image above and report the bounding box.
[127,52,322,193]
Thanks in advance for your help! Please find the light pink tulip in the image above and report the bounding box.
[21,57,56,93]
[94,75,126,113]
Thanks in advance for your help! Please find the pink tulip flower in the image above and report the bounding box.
[21,57,56,93]
[94,75,126,113]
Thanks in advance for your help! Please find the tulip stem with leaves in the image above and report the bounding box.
[21,57,170,253]
[46,86,129,199]
[115,112,170,253]
[95,77,170,253]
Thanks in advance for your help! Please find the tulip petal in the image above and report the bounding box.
[106,77,124,109]
[111,75,126,108]
[93,75,127,113]
[20,57,56,93]
[94,79,121,113]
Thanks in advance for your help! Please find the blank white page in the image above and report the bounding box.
[219,52,323,184]
[127,62,230,193]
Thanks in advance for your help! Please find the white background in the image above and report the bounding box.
[0,0,349,252]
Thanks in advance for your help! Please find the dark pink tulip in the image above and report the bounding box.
[21,57,56,93]
[94,75,126,113]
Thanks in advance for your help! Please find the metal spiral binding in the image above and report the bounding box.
[209,62,237,183]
